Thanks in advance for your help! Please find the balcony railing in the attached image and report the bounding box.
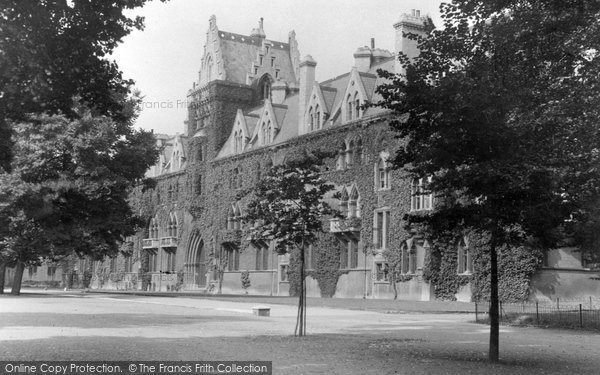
[160,237,178,248]
[330,217,361,233]
[142,238,159,249]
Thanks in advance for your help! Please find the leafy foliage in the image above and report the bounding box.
[0,105,158,293]
[375,0,600,361]
[244,150,338,253]
[0,0,168,171]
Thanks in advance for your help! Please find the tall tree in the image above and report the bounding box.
[0,0,167,171]
[0,95,159,295]
[376,1,600,362]
[244,151,337,336]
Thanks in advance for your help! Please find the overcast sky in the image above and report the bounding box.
[111,0,445,135]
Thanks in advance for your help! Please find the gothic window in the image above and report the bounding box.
[227,203,242,230]
[149,218,159,239]
[373,210,390,249]
[315,104,321,129]
[458,238,473,274]
[167,213,178,238]
[308,107,314,131]
[409,244,417,274]
[336,141,347,170]
[411,177,433,211]
[356,139,363,165]
[376,157,390,190]
[266,120,273,143]
[205,55,213,82]
[354,92,361,119]
[348,185,360,218]
[258,74,273,100]
[346,140,354,167]
[347,94,353,121]
[261,122,267,145]
[339,188,349,217]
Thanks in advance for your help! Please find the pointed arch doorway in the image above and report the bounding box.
[185,232,206,289]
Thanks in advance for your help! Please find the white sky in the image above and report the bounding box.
[111,0,445,135]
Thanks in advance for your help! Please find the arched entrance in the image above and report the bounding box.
[185,233,206,289]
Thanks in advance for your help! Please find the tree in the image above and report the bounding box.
[375,1,600,362]
[244,151,338,336]
[0,0,167,171]
[0,97,159,295]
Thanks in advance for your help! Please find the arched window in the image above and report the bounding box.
[227,205,235,230]
[349,185,360,218]
[206,55,213,82]
[149,218,159,239]
[233,204,241,230]
[336,142,347,170]
[266,120,272,143]
[347,94,353,121]
[261,122,267,145]
[168,213,178,237]
[339,188,349,217]
[458,237,472,274]
[409,243,417,274]
[308,107,314,131]
[315,104,321,129]
[346,140,354,167]
[355,138,363,165]
[258,74,273,100]
[376,158,390,190]
[354,92,360,119]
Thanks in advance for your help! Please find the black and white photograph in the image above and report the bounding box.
[1,1,600,374]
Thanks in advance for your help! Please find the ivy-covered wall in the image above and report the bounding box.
[423,231,543,302]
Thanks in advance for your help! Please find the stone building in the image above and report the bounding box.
[75,10,598,301]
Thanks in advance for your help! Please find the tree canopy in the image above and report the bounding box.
[0,0,167,171]
[0,95,159,294]
[245,151,338,254]
[375,0,600,361]
[244,150,338,336]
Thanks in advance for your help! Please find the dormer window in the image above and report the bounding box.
[354,92,360,118]
[258,74,273,100]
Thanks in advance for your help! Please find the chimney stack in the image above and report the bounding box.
[298,55,316,135]
[394,9,427,74]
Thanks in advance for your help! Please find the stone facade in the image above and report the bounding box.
[69,10,597,301]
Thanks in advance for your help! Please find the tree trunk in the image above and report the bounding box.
[0,261,6,294]
[390,266,398,300]
[295,238,307,336]
[11,261,25,295]
[489,232,500,362]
